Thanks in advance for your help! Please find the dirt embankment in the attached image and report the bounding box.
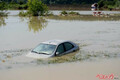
[48,4,120,11]
[48,4,91,10]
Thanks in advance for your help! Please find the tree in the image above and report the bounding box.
[0,1,7,10]
[28,0,48,16]
[114,0,120,8]
[98,0,105,8]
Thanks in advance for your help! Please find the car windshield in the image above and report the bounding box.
[32,43,56,55]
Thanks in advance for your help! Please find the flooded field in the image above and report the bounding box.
[0,12,120,69]
[0,10,120,80]
[0,11,120,80]
[0,58,120,80]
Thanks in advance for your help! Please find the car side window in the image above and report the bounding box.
[64,42,74,51]
[56,44,65,54]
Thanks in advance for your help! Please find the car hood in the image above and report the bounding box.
[26,52,52,59]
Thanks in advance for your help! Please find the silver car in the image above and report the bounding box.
[26,40,79,59]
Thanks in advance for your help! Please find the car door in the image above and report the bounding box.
[63,42,74,53]
[55,43,65,56]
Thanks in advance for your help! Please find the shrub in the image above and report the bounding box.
[18,4,28,10]
[98,0,105,8]
[46,12,54,16]
[0,1,8,16]
[69,11,80,15]
[0,12,8,16]
[0,1,7,10]
[60,11,80,16]
[28,0,48,16]
[19,11,29,16]
[60,10,68,15]
[0,16,6,26]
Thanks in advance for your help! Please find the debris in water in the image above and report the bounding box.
[6,55,12,58]
[2,60,5,63]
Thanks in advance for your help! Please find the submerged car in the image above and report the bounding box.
[26,40,79,59]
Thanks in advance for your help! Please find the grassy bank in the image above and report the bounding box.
[46,14,120,21]
[18,10,120,21]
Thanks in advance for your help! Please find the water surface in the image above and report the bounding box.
[0,11,120,69]
[6,10,120,16]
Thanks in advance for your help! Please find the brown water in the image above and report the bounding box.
[0,10,120,80]
[0,12,120,70]
[0,58,120,80]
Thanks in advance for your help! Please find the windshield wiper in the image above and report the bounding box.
[39,53,50,55]
[32,51,50,55]
[32,50,39,53]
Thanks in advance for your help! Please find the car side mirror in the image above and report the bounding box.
[56,52,60,56]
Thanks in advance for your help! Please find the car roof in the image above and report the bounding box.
[41,40,69,45]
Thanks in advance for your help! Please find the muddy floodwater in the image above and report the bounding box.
[0,10,120,80]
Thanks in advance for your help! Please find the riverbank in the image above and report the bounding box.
[48,4,90,10]
[46,14,120,21]
[0,58,120,80]
[48,5,120,11]
[2,4,120,11]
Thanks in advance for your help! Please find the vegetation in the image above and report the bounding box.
[0,1,7,10]
[2,0,100,5]
[0,0,27,10]
[98,0,120,10]
[69,11,80,15]
[60,10,68,15]
[27,0,48,16]
[42,0,99,5]
[0,1,8,16]
[0,12,8,16]
[19,0,49,16]
[1,0,120,10]
[7,3,28,10]
[60,11,80,16]
[0,17,6,26]
[19,11,29,16]
[46,14,120,21]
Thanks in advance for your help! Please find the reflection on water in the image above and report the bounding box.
[28,17,48,33]
[0,17,7,27]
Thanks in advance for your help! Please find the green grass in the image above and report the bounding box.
[46,14,120,21]
[19,11,30,16]
[0,12,8,16]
